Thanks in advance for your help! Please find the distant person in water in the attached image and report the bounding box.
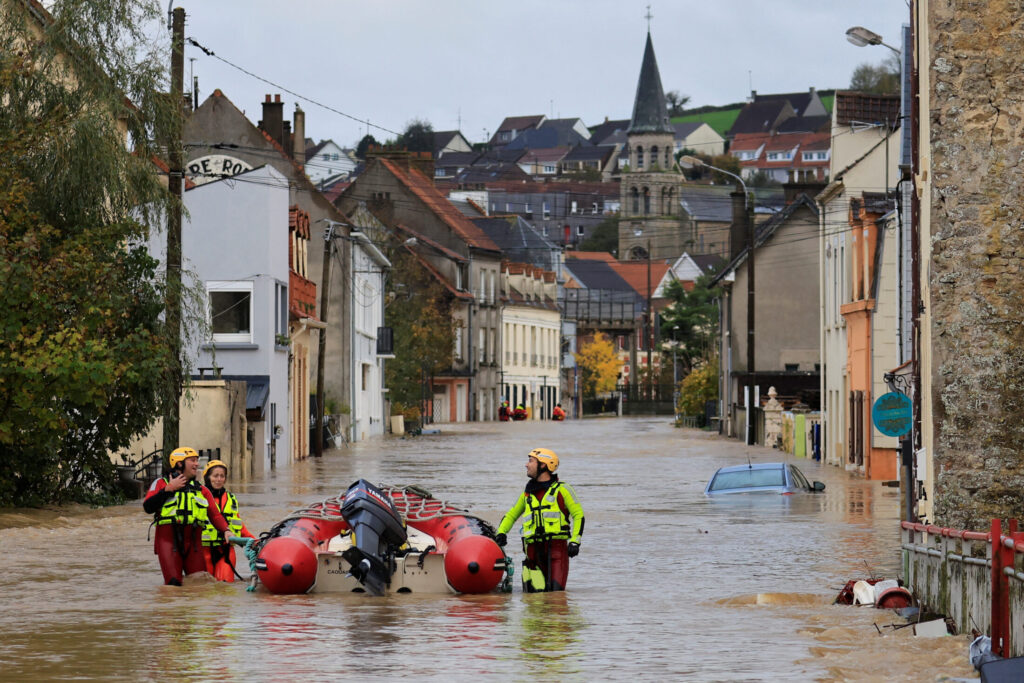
[551,403,566,421]
[499,400,511,421]
[513,404,528,421]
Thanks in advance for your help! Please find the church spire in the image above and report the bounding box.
[628,32,673,135]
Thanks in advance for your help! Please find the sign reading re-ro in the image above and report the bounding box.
[872,391,913,437]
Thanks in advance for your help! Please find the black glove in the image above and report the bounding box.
[495,533,507,547]
[567,542,580,558]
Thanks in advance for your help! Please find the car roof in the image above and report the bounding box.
[714,462,788,474]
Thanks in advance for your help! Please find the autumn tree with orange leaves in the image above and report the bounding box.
[574,332,620,398]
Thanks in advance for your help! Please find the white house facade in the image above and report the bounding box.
[149,165,291,475]
[500,264,561,419]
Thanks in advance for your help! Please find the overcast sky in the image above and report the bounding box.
[167,0,910,148]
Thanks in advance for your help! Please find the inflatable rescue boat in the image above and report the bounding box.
[247,480,511,595]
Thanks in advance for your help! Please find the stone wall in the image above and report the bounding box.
[929,3,1024,527]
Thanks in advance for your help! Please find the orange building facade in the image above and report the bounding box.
[840,197,900,480]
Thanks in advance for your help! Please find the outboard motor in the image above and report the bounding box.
[339,479,407,595]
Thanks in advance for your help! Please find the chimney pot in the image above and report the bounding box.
[265,94,271,102]
[275,94,281,103]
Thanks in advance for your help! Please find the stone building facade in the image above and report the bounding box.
[925,2,1024,528]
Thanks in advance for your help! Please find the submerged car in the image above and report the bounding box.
[704,462,826,496]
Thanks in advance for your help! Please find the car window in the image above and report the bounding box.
[709,468,785,491]
[789,466,811,490]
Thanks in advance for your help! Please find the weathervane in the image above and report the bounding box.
[645,4,653,32]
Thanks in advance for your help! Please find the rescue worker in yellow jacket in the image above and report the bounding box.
[200,460,256,582]
[495,447,584,592]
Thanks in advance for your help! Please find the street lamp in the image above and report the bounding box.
[671,325,680,422]
[680,154,756,441]
[845,26,900,55]
[678,155,748,209]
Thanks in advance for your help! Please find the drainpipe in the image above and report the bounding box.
[350,239,357,442]
[467,253,475,422]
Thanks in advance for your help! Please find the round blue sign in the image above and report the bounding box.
[872,391,913,437]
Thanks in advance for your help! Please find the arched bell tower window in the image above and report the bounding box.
[629,245,649,260]
[642,187,650,214]
[631,187,639,214]
[636,146,644,169]
[651,146,659,168]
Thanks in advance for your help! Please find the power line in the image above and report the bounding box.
[186,37,401,138]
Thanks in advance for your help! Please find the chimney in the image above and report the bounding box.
[782,181,826,205]
[259,94,284,149]
[409,151,434,180]
[730,190,748,260]
[282,120,291,155]
[293,105,305,165]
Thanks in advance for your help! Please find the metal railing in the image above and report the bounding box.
[902,519,1024,657]
[559,289,643,324]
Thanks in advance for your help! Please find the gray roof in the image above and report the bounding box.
[435,151,479,168]
[672,121,702,137]
[562,145,614,162]
[690,253,727,275]
[678,187,736,222]
[505,122,590,150]
[564,259,635,291]
[589,118,630,145]
[776,114,830,134]
[628,33,673,135]
[472,216,557,252]
[455,162,530,184]
[450,198,485,217]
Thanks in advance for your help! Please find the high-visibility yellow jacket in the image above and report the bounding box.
[202,491,245,545]
[154,479,210,527]
[497,480,584,544]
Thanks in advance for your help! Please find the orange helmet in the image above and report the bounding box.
[528,447,559,473]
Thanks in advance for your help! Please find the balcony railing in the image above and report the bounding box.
[289,270,318,320]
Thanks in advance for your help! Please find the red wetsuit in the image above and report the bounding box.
[522,477,572,591]
[144,478,229,585]
[203,488,255,582]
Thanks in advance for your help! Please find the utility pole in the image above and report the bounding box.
[746,196,755,376]
[162,7,185,461]
[746,196,756,446]
[646,239,653,401]
[314,221,339,456]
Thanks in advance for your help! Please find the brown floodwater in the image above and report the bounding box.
[0,417,978,681]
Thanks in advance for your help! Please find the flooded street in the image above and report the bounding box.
[0,418,977,681]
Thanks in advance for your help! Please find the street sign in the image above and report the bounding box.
[872,391,913,437]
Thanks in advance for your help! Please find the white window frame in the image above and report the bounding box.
[208,280,254,344]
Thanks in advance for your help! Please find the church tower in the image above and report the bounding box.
[619,32,683,261]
